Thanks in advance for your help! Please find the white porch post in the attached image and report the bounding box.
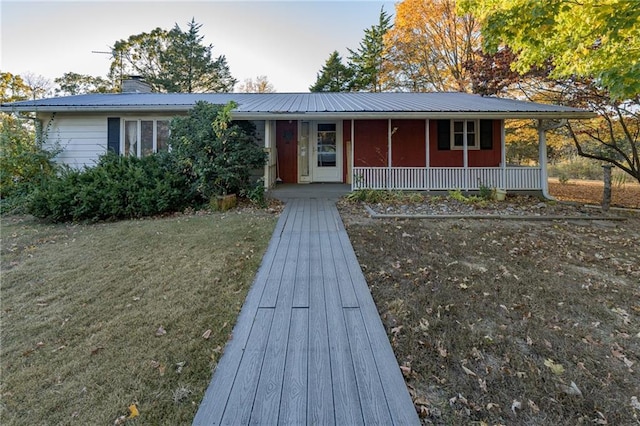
[537,119,552,198]
[351,119,355,190]
[425,119,430,189]
[463,123,469,191]
[501,119,507,190]
[264,120,272,189]
[388,118,392,190]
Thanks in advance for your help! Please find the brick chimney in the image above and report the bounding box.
[121,76,153,93]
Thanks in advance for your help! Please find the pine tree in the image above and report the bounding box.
[347,7,392,92]
[158,19,236,93]
[309,51,354,92]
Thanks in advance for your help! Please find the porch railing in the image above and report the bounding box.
[352,167,542,191]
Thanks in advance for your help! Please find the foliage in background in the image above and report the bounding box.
[0,114,60,212]
[1,72,30,103]
[459,0,640,101]
[109,19,236,93]
[347,7,393,92]
[383,0,481,92]
[309,51,354,92]
[458,0,640,184]
[28,152,191,222]
[237,75,275,93]
[169,101,266,198]
[54,72,115,96]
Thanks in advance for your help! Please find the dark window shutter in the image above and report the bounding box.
[480,120,493,150]
[107,117,120,154]
[437,119,450,150]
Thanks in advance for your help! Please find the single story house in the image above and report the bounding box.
[1,85,594,196]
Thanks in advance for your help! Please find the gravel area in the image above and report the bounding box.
[364,195,620,218]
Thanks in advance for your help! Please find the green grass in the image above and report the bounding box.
[0,211,276,425]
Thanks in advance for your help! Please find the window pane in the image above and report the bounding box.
[317,123,336,167]
[157,121,170,152]
[466,121,475,132]
[124,120,138,157]
[454,121,464,133]
[141,121,153,157]
[454,134,464,146]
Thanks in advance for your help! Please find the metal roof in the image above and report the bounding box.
[0,92,595,119]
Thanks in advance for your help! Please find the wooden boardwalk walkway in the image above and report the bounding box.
[193,198,419,425]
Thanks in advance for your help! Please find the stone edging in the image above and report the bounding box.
[363,204,627,221]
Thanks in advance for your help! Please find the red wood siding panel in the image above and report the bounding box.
[353,120,388,167]
[429,119,502,167]
[276,120,298,183]
[391,119,426,167]
[343,120,351,183]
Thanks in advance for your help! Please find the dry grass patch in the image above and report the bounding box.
[1,211,276,425]
[340,202,640,425]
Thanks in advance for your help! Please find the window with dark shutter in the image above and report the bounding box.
[480,120,493,150]
[437,119,450,150]
[107,117,120,154]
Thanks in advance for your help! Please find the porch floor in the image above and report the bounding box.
[193,198,419,425]
[268,183,351,201]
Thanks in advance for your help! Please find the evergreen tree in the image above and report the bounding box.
[110,19,236,93]
[347,7,392,92]
[158,19,236,93]
[309,51,354,92]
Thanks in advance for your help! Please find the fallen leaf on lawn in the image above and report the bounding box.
[91,346,105,355]
[436,341,448,358]
[176,361,186,374]
[114,415,127,425]
[478,378,487,393]
[417,318,429,332]
[459,283,469,289]
[391,325,403,336]
[486,402,499,410]
[202,329,212,339]
[461,364,477,377]
[544,358,565,375]
[511,399,521,415]
[528,399,540,413]
[155,326,166,337]
[631,396,640,410]
[559,381,582,397]
[400,364,412,378]
[128,404,139,419]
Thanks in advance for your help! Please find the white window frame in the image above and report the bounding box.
[121,118,171,157]
[451,119,480,150]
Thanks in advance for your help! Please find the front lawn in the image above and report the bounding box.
[0,211,276,425]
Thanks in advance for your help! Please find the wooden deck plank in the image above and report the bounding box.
[219,308,274,425]
[259,200,301,308]
[319,202,364,425]
[306,199,335,425]
[330,206,421,426]
[250,202,303,423]
[278,308,309,425]
[293,198,310,308]
[192,206,291,426]
[344,308,393,425]
[327,219,359,308]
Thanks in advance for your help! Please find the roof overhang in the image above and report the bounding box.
[1,105,596,120]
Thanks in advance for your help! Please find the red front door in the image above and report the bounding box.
[276,120,298,183]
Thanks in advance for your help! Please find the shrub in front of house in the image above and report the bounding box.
[28,152,192,222]
[168,101,267,201]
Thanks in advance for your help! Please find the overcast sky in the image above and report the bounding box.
[1,0,395,92]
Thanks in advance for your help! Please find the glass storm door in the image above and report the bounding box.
[312,122,342,182]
